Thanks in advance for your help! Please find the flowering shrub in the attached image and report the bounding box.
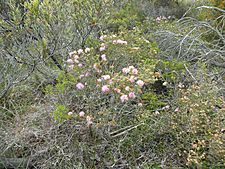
[46,30,157,127]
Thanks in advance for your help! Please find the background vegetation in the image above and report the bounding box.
[0,0,224,168]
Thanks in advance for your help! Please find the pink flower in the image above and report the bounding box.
[76,83,85,90]
[112,40,117,44]
[132,68,138,75]
[66,59,74,65]
[68,65,74,71]
[85,72,90,77]
[77,49,83,55]
[101,75,110,80]
[79,111,85,117]
[93,63,98,69]
[101,54,107,61]
[73,55,79,60]
[68,111,73,116]
[93,63,101,72]
[86,116,93,127]
[129,76,136,83]
[99,44,106,52]
[85,47,91,53]
[122,67,130,74]
[78,63,83,67]
[100,35,107,41]
[69,51,76,58]
[128,92,136,99]
[125,86,130,91]
[114,88,121,94]
[102,85,110,93]
[136,80,144,87]
[74,59,79,63]
[120,95,129,102]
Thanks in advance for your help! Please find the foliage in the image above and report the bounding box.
[173,82,225,167]
[0,0,113,99]
[210,0,225,9]
[52,104,69,123]
[104,2,145,32]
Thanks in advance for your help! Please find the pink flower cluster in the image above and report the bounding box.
[67,47,91,71]
[66,36,145,106]
[99,43,107,52]
[122,66,138,75]
[98,66,145,103]
[99,35,107,41]
[67,111,93,127]
[99,43,108,63]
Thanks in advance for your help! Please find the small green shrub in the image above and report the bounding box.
[104,3,145,32]
[52,104,69,123]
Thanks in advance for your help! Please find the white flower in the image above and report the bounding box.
[68,112,73,116]
[85,47,91,53]
[77,49,83,55]
[74,59,79,63]
[101,54,107,61]
[125,86,130,91]
[73,55,79,60]
[97,79,102,82]
[138,103,143,107]
[78,63,83,67]
[100,35,107,41]
[86,116,93,127]
[162,81,168,86]
[165,105,170,109]
[101,75,110,80]
[113,39,127,45]
[99,46,106,52]
[155,111,160,115]
[128,66,135,70]
[79,74,85,79]
[178,83,184,88]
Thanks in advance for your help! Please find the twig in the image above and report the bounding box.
[110,123,144,138]
[184,64,197,82]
